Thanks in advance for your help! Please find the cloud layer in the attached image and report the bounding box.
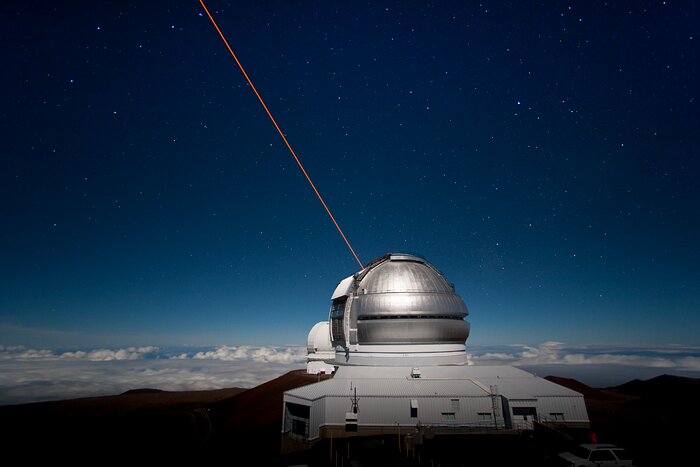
[0,344,306,405]
[191,345,306,363]
[468,341,700,371]
[0,345,159,361]
[1,342,699,405]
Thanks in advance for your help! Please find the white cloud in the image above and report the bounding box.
[0,344,307,405]
[0,345,159,361]
[473,352,518,364]
[192,345,250,361]
[17,348,56,359]
[60,346,159,361]
[0,357,303,405]
[1,342,699,405]
[469,342,700,370]
[676,356,700,371]
[191,345,306,363]
[466,342,700,387]
[560,353,675,367]
[251,346,306,363]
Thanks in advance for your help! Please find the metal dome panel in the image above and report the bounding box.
[357,318,469,344]
[328,253,470,348]
[352,292,468,318]
[358,259,454,294]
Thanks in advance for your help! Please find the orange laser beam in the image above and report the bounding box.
[199,0,364,270]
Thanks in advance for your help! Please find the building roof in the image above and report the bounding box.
[286,365,583,401]
[286,376,489,400]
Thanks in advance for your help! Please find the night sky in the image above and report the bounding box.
[2,1,698,351]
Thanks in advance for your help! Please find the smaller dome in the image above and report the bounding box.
[306,321,336,375]
[307,321,333,354]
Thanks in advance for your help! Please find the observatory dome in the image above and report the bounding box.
[307,321,333,354]
[306,321,335,374]
[327,253,470,366]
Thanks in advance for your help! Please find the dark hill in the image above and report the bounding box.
[121,387,165,395]
[212,369,329,434]
[545,375,634,402]
[608,373,700,401]
[0,369,325,463]
[0,386,246,417]
[206,369,331,461]
[546,375,603,399]
[2,371,698,465]
[0,386,247,462]
[549,373,700,466]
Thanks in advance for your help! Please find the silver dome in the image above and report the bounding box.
[330,253,470,346]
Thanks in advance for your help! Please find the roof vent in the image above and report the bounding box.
[411,368,422,378]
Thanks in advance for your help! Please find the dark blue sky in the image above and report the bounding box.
[1,1,698,349]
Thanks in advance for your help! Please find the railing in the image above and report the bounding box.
[422,422,510,433]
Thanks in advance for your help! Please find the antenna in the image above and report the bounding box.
[350,387,359,414]
[345,387,359,432]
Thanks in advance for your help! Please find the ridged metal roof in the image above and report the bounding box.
[286,376,489,400]
[335,253,469,345]
[358,256,454,294]
[286,365,583,400]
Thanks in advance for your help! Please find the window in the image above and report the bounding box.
[512,407,537,417]
[613,449,632,461]
[330,298,347,342]
[410,399,418,418]
[291,419,307,436]
[441,412,456,421]
[345,412,358,432]
[571,446,591,459]
[478,412,492,421]
[450,398,460,412]
[286,403,310,418]
[285,403,310,439]
[549,412,565,421]
[590,450,616,461]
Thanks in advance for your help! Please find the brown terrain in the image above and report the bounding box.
[1,370,696,465]
[547,374,698,465]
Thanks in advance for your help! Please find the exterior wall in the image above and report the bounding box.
[534,395,589,424]
[284,394,312,407]
[309,397,324,440]
[306,360,335,375]
[285,393,588,443]
[284,364,590,443]
[282,395,314,440]
[505,399,538,429]
[501,396,590,429]
[319,395,497,433]
[283,395,329,441]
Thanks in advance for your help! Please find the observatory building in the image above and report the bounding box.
[283,253,589,446]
